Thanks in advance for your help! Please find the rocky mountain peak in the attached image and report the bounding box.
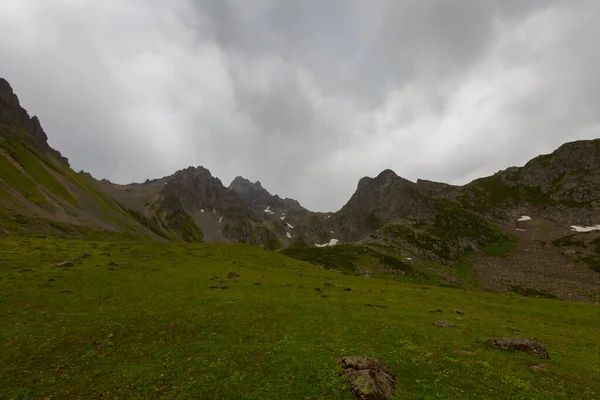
[229,176,306,213]
[160,166,232,210]
[0,77,68,165]
[357,169,413,191]
[416,178,458,196]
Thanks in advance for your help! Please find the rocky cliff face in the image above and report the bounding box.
[0,78,68,165]
[332,170,435,241]
[229,176,306,213]
[163,167,246,216]
[159,167,261,244]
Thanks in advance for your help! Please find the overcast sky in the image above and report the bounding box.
[1,0,599,211]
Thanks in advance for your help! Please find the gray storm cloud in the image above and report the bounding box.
[1,0,599,211]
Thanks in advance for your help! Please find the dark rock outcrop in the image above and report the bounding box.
[229,176,306,213]
[336,356,396,400]
[486,337,550,359]
[0,78,69,165]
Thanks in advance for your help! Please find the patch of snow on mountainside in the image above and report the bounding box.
[571,225,600,232]
[518,216,532,221]
[315,238,339,247]
[263,205,274,214]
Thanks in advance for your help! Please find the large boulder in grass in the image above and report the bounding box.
[486,337,550,359]
[335,356,395,400]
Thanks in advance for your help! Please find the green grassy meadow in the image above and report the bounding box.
[1,237,599,399]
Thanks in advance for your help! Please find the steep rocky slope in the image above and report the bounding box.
[0,78,159,239]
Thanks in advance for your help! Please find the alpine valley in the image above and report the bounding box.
[1,78,599,302]
[1,77,599,399]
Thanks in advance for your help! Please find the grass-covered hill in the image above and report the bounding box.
[0,78,163,241]
[1,237,598,399]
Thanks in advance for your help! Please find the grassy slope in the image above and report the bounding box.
[0,132,160,239]
[1,238,598,399]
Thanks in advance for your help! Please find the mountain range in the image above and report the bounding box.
[1,77,598,301]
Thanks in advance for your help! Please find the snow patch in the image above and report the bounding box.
[406,257,412,261]
[315,238,339,247]
[571,225,600,233]
[219,216,223,224]
[200,209,205,213]
[330,230,334,234]
[286,232,292,239]
[516,228,526,232]
[263,205,275,215]
[326,215,331,219]
[518,216,532,221]
[280,216,286,220]
[286,223,294,229]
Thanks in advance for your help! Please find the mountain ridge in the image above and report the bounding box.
[1,77,599,301]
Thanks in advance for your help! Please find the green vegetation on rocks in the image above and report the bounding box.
[281,243,415,277]
[0,149,47,205]
[0,135,75,204]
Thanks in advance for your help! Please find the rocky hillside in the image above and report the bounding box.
[297,140,600,301]
[96,168,289,248]
[0,78,164,239]
[454,140,600,223]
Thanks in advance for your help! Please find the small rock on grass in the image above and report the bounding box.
[364,304,386,309]
[434,320,456,328]
[453,309,465,315]
[227,272,240,278]
[335,356,395,400]
[486,337,549,359]
[55,261,74,268]
[210,286,229,290]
